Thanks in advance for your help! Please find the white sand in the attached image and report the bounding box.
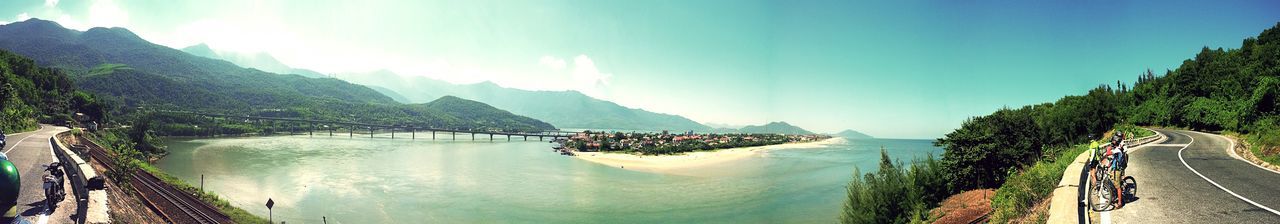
[574,137,846,173]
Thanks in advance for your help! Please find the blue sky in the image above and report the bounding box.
[2,0,1280,139]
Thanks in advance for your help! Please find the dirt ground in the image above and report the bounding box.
[930,189,996,224]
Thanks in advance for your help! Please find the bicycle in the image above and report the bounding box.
[1088,143,1130,211]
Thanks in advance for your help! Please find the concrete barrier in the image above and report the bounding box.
[1047,129,1164,224]
[52,132,110,223]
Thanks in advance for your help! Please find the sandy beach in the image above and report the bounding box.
[574,137,846,173]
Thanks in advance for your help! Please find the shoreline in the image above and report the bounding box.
[573,137,846,173]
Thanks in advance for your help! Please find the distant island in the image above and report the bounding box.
[835,129,874,139]
[560,130,830,155]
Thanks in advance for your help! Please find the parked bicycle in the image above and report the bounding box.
[1088,133,1136,211]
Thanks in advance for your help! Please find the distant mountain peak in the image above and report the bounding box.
[737,121,814,135]
[182,43,217,59]
[1,18,78,39]
[9,18,62,29]
[836,129,874,139]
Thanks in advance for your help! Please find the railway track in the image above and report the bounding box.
[83,138,232,224]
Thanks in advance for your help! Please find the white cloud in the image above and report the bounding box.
[527,54,615,99]
[571,55,612,87]
[18,0,129,30]
[538,55,567,70]
[87,0,129,28]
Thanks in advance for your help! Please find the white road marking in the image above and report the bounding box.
[3,125,45,154]
[1145,144,1189,147]
[1176,131,1280,216]
[36,214,47,224]
[48,140,58,163]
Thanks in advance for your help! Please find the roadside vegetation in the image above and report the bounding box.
[0,49,108,133]
[0,48,271,223]
[842,22,1280,223]
[840,149,948,224]
[86,125,269,224]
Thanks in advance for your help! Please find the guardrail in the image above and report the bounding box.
[1123,133,1161,147]
[50,136,89,224]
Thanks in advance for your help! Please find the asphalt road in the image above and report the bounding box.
[1110,129,1280,223]
[1,125,74,224]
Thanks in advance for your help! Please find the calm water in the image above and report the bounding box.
[157,134,942,223]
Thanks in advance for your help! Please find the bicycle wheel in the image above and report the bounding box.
[1090,172,1116,211]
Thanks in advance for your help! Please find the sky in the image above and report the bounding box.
[2,0,1280,139]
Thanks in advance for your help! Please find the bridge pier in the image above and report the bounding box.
[350,126,354,138]
[472,133,476,141]
[524,135,528,141]
[370,126,374,138]
[391,128,395,139]
[490,133,494,141]
[411,128,415,139]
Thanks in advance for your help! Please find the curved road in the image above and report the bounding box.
[1109,129,1280,223]
[2,125,74,224]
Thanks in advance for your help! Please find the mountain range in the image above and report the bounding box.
[0,18,553,132]
[181,43,329,79]
[178,46,716,132]
[333,70,716,132]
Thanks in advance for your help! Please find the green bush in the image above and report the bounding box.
[989,144,1087,223]
[841,148,950,224]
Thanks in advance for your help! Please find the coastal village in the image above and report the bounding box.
[556,130,831,155]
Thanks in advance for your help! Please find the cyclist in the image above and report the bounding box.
[1110,132,1128,173]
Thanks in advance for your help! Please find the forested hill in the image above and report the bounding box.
[938,21,1280,191]
[422,96,555,131]
[843,22,1280,223]
[334,71,714,131]
[0,19,393,106]
[0,19,555,132]
[0,49,106,132]
[737,122,815,135]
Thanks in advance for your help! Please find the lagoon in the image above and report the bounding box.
[157,135,942,223]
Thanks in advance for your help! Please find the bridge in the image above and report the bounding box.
[155,111,577,141]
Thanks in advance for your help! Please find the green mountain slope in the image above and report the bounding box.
[0,19,391,106]
[736,122,815,135]
[335,71,712,131]
[422,96,555,131]
[0,19,554,132]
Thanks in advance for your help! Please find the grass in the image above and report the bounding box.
[988,143,1089,223]
[1246,130,1280,166]
[1114,124,1156,139]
